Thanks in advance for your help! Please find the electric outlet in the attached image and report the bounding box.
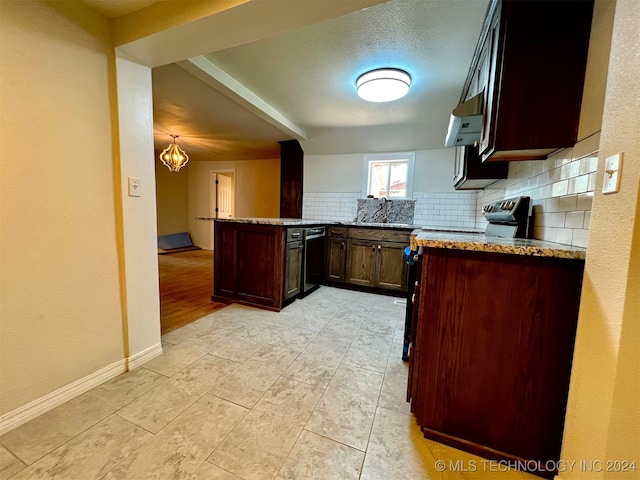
[128,177,141,197]
[602,153,623,195]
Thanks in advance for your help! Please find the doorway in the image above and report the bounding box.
[210,170,236,249]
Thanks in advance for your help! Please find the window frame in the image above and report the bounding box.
[361,152,415,200]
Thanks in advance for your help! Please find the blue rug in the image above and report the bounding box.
[158,232,200,254]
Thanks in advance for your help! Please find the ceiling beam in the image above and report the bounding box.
[114,0,388,67]
[178,56,307,140]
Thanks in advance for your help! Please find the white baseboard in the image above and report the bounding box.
[0,342,163,436]
[0,359,126,436]
[128,343,163,370]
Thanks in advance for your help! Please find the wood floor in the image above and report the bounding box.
[158,249,228,334]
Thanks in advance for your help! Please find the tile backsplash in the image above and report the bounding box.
[476,133,599,248]
[413,192,478,229]
[302,134,597,248]
[303,192,360,222]
[303,191,478,230]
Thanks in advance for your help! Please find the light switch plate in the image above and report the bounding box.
[602,153,623,195]
[128,177,141,197]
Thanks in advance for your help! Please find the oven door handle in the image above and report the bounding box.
[305,234,325,240]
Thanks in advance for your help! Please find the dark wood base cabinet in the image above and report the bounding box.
[325,227,347,282]
[325,226,411,294]
[407,248,584,479]
[344,228,410,292]
[213,222,303,311]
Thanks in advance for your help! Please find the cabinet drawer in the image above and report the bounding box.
[286,228,303,242]
[348,228,410,243]
[328,227,347,238]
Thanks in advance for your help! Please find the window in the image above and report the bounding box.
[362,152,415,199]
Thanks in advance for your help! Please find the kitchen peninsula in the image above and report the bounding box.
[210,218,414,311]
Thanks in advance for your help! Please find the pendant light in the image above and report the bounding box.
[159,134,189,172]
[356,68,411,103]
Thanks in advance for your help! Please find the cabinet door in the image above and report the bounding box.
[478,14,499,156]
[214,223,238,295]
[476,1,593,161]
[284,241,302,299]
[326,238,346,282]
[345,239,376,287]
[407,252,424,405]
[453,146,466,186]
[375,241,408,291]
[279,140,303,218]
[237,227,282,304]
[454,144,508,190]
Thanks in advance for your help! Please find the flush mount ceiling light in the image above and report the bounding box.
[356,68,412,103]
[159,134,189,172]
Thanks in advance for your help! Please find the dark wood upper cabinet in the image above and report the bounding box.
[453,144,508,190]
[464,0,594,162]
[279,140,303,218]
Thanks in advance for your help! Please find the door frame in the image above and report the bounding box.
[209,169,236,248]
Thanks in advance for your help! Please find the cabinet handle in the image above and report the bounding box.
[341,242,345,247]
[291,233,301,238]
[378,244,381,250]
[411,293,415,304]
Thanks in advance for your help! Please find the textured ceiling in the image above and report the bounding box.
[205,0,486,132]
[85,0,491,160]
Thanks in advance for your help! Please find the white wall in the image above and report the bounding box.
[0,1,124,415]
[304,153,364,192]
[303,149,478,228]
[304,149,457,194]
[115,53,162,361]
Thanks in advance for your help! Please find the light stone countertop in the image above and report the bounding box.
[195,217,585,259]
[196,217,418,229]
[411,230,586,260]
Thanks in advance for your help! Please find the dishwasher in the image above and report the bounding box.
[300,226,325,297]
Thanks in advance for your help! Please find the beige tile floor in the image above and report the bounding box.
[0,287,539,480]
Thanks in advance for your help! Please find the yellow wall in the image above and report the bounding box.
[560,0,640,476]
[577,0,616,141]
[0,1,124,414]
[187,159,281,249]
[155,157,189,236]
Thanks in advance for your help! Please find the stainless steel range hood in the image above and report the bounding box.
[444,92,484,148]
